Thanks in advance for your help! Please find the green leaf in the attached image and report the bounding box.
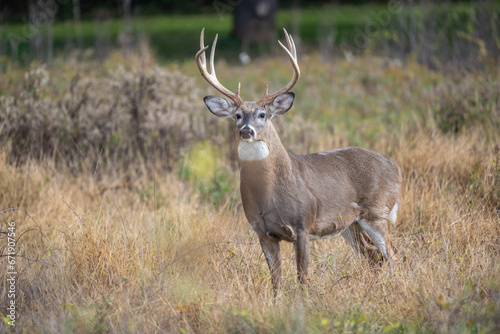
[383,322,400,333]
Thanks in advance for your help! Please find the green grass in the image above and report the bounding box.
[0,3,445,63]
[1,5,379,63]
[2,2,499,66]
[2,2,499,70]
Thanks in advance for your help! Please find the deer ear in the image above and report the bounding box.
[269,92,295,116]
[203,96,235,118]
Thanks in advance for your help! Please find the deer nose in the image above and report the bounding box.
[240,127,254,139]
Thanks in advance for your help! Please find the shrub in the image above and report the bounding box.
[0,60,224,176]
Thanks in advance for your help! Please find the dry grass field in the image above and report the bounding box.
[1,47,499,333]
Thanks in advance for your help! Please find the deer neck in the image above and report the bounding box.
[238,121,292,187]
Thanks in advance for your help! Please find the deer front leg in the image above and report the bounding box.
[294,229,310,286]
[258,236,282,296]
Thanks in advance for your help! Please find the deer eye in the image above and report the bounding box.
[235,113,242,120]
[258,112,266,119]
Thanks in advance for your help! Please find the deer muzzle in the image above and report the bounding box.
[239,126,255,141]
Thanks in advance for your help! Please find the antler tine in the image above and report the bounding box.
[287,28,297,58]
[195,28,243,106]
[257,28,300,107]
[209,33,218,77]
[199,27,206,67]
[281,28,295,58]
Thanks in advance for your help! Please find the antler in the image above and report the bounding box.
[256,28,300,107]
[196,28,243,106]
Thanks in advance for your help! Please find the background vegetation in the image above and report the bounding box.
[2,1,499,64]
[1,1,500,333]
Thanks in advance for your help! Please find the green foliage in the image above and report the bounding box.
[3,2,498,66]
[178,141,236,206]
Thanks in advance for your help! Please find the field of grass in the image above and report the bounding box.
[1,36,499,332]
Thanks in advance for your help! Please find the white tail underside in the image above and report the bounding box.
[388,202,398,225]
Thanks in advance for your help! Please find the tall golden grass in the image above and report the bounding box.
[1,50,499,333]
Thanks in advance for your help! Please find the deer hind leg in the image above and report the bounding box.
[357,218,396,276]
[341,223,381,265]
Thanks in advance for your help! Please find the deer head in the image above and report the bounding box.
[196,28,300,145]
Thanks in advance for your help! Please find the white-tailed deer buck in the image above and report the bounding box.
[196,28,401,295]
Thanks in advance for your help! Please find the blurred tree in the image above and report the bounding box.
[233,0,279,63]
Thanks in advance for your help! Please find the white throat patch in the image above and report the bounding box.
[238,141,269,161]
